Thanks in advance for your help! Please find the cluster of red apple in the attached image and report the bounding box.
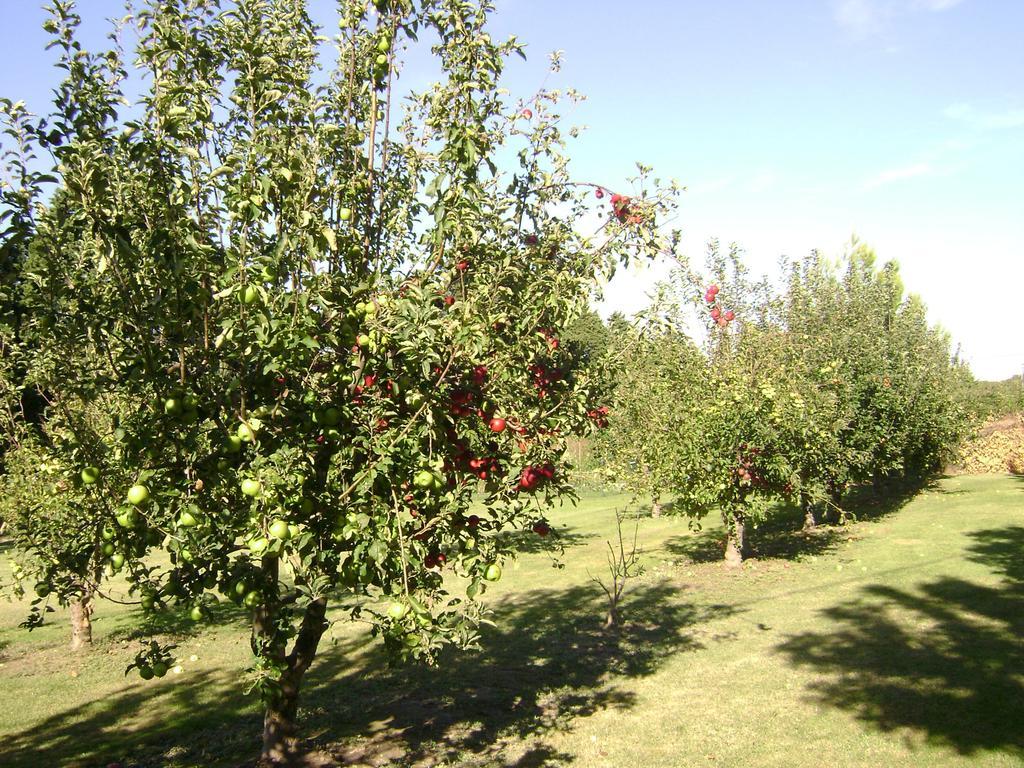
[609,193,643,225]
[449,444,502,481]
[518,462,555,491]
[734,444,766,489]
[431,289,456,308]
[424,551,447,569]
[537,327,560,351]
[528,361,563,399]
[704,284,735,327]
[587,405,611,428]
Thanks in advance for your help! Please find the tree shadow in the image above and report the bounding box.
[664,477,952,567]
[839,476,955,525]
[103,599,251,644]
[663,511,847,565]
[965,524,1024,586]
[496,525,594,556]
[297,581,738,766]
[776,523,1024,760]
[0,665,260,768]
[0,580,737,768]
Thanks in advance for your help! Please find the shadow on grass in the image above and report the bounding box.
[103,599,252,644]
[0,580,736,768]
[497,525,594,556]
[663,508,848,565]
[664,476,945,567]
[776,523,1024,760]
[299,580,737,766]
[838,476,952,525]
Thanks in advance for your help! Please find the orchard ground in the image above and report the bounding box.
[0,474,1021,768]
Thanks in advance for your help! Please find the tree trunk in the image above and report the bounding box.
[651,496,663,518]
[260,595,329,765]
[823,488,843,524]
[803,504,817,531]
[69,590,93,650]
[723,509,748,568]
[801,493,817,532]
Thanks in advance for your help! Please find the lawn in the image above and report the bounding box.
[0,474,1021,767]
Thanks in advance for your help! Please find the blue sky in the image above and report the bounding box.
[2,0,1022,379]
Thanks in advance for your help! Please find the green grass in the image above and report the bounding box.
[1,475,1022,767]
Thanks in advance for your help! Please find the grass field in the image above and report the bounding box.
[1,474,1022,767]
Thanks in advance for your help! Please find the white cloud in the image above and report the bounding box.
[944,102,1024,130]
[835,0,967,39]
[862,162,933,189]
[913,0,965,10]
[834,0,885,38]
[747,170,778,193]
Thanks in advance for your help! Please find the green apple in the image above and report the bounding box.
[237,422,256,443]
[225,434,243,453]
[320,407,341,427]
[34,581,51,598]
[339,207,352,221]
[287,523,301,539]
[483,563,502,582]
[101,524,117,541]
[241,478,262,498]
[356,333,370,348]
[116,508,140,529]
[248,536,269,555]
[126,484,150,506]
[387,601,409,619]
[101,542,115,556]
[178,510,200,527]
[164,397,183,416]
[243,590,262,608]
[189,605,205,622]
[268,519,292,541]
[242,285,260,305]
[80,466,100,485]
[413,470,435,490]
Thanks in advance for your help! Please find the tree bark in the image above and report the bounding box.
[803,504,817,531]
[651,496,663,518]
[69,590,93,650]
[723,509,748,568]
[260,595,329,765]
[801,493,817,531]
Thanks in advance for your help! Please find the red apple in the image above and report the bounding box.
[489,417,507,433]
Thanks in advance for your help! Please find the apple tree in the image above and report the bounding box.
[604,242,805,565]
[2,0,678,762]
[0,394,139,648]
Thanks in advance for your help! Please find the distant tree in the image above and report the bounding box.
[562,309,611,363]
